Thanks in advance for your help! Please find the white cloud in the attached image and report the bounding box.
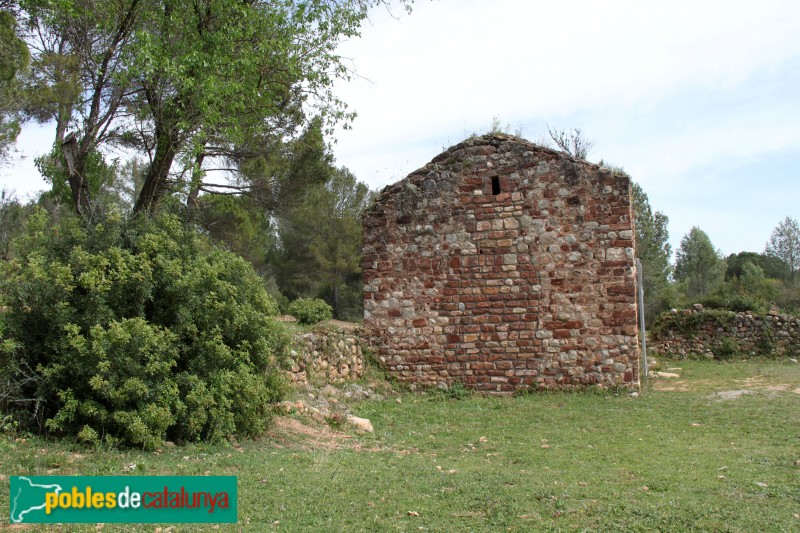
[334,0,800,181]
[3,0,799,256]
[331,0,800,254]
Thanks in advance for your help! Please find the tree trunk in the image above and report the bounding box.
[133,131,178,216]
[333,280,340,319]
[186,152,206,210]
[61,133,93,218]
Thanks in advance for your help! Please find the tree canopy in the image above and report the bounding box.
[765,216,800,284]
[268,166,370,320]
[17,0,406,219]
[631,182,674,325]
[0,8,29,162]
[674,226,726,298]
[725,251,788,282]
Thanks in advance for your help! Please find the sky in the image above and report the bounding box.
[330,0,800,257]
[2,0,799,259]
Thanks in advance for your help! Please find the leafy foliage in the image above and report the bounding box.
[193,119,336,277]
[17,0,406,218]
[725,251,788,282]
[704,260,779,314]
[651,309,727,339]
[755,326,776,357]
[631,183,676,325]
[765,216,800,284]
[194,194,275,275]
[699,293,766,314]
[287,297,333,325]
[270,167,370,321]
[427,382,473,401]
[35,144,130,215]
[714,336,740,360]
[0,188,26,259]
[0,9,29,161]
[0,209,289,448]
[674,227,726,299]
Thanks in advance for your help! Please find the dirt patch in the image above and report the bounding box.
[738,377,765,387]
[651,382,691,392]
[669,374,800,397]
[714,390,752,400]
[266,416,420,455]
[763,384,800,394]
[268,416,354,451]
[733,377,800,394]
[651,373,800,395]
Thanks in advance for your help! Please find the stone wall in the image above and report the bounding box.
[362,134,640,393]
[290,327,365,384]
[650,305,800,358]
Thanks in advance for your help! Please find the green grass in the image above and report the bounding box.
[2,359,799,531]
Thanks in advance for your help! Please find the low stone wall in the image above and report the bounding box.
[289,326,365,383]
[650,305,800,358]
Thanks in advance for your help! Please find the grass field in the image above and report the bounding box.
[2,359,799,531]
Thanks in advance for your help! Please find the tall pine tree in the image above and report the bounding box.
[675,227,726,299]
[631,183,674,324]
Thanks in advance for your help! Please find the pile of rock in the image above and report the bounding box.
[277,383,380,433]
[289,326,365,384]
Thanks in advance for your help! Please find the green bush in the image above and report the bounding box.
[699,293,766,314]
[0,209,289,448]
[755,326,775,357]
[441,382,472,400]
[714,337,740,360]
[287,297,333,325]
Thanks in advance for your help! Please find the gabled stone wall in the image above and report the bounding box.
[362,134,640,394]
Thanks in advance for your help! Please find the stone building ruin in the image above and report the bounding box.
[362,134,640,393]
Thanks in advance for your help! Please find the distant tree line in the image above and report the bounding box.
[629,187,799,323]
[631,203,799,323]
[546,127,800,324]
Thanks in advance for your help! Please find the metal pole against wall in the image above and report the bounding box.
[636,258,648,381]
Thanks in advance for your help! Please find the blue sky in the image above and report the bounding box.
[2,0,799,259]
[330,0,800,258]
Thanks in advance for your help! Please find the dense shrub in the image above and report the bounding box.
[287,297,333,325]
[755,326,776,357]
[714,337,740,360]
[699,293,767,314]
[0,209,289,448]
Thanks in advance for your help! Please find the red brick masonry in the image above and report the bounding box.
[362,134,640,393]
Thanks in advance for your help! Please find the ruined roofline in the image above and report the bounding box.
[368,133,624,211]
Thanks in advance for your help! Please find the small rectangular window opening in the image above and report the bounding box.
[491,176,501,195]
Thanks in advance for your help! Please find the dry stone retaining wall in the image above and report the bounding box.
[650,306,800,358]
[362,134,640,393]
[290,327,364,384]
